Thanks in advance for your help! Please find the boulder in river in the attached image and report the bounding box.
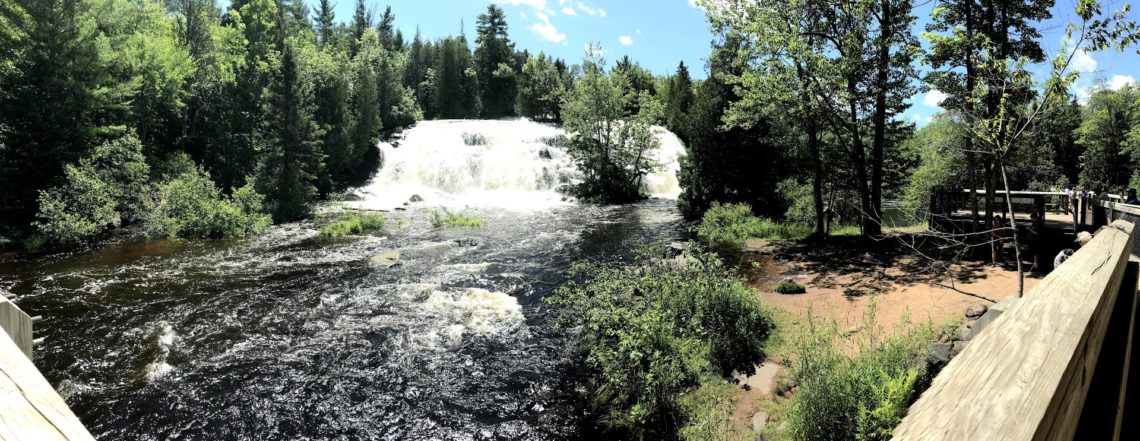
[662,242,688,259]
[369,250,400,268]
[454,238,478,247]
[408,194,424,203]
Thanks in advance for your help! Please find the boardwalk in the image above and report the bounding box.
[0,296,93,441]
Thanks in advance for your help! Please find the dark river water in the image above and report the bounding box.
[0,200,685,440]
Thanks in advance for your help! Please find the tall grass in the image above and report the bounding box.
[695,202,812,249]
[430,209,485,228]
[320,211,385,237]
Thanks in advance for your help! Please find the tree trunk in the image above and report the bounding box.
[848,79,876,237]
[966,0,979,233]
[999,161,1024,297]
[870,0,891,237]
[808,122,825,237]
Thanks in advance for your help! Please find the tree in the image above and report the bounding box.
[474,4,516,117]
[0,0,112,222]
[1079,85,1138,191]
[562,47,660,202]
[515,53,565,121]
[663,61,694,137]
[314,0,336,46]
[255,43,324,221]
[350,31,382,177]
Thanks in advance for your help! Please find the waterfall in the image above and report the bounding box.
[349,119,684,210]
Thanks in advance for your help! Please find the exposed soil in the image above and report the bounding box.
[728,234,1047,439]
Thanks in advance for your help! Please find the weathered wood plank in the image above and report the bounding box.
[0,326,93,440]
[0,297,32,358]
[893,220,1135,441]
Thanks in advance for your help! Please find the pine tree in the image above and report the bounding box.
[256,44,324,221]
[474,4,516,117]
[315,0,335,46]
[663,61,694,138]
[350,31,382,171]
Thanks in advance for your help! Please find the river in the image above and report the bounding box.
[0,119,688,440]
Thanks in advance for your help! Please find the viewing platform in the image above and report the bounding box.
[0,293,93,440]
[895,197,1140,440]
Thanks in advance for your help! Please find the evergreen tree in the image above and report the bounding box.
[474,4,516,117]
[663,61,694,138]
[315,0,336,46]
[350,31,382,172]
[0,0,110,220]
[256,43,324,221]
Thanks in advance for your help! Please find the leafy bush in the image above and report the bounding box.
[550,245,773,438]
[430,209,485,228]
[695,202,811,249]
[774,278,806,294]
[786,308,933,441]
[145,168,270,240]
[31,134,151,246]
[677,375,741,440]
[320,211,386,237]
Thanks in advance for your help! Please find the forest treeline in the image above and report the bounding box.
[0,0,599,244]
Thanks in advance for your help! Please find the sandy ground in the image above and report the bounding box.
[727,238,1046,438]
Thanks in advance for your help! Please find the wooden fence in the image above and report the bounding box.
[0,294,93,440]
[893,219,1139,440]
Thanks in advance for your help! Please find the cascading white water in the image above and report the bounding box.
[348,119,685,211]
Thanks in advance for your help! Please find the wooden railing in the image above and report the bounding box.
[893,219,1139,440]
[0,295,94,440]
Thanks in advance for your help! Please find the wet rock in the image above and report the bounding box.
[369,250,400,268]
[454,238,478,247]
[342,193,363,202]
[662,242,688,259]
[752,411,770,440]
[394,207,407,211]
[408,194,424,203]
[965,303,988,318]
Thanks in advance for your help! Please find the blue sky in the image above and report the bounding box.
[300,0,1140,126]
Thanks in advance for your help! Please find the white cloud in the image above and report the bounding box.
[497,0,547,9]
[561,6,577,15]
[599,7,606,17]
[912,114,922,122]
[923,90,948,108]
[619,35,633,45]
[531,13,566,43]
[520,11,528,19]
[577,2,599,16]
[636,28,642,34]
[1071,48,1097,73]
[1110,75,1137,90]
[689,0,700,7]
[1075,85,1092,104]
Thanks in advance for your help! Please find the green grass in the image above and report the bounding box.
[774,278,807,294]
[320,211,386,237]
[696,202,814,249]
[430,209,485,228]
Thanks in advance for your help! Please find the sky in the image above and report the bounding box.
[297,0,1140,126]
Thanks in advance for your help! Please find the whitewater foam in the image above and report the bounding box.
[348,119,685,211]
[420,288,526,349]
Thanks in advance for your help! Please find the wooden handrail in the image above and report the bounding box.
[894,220,1137,440]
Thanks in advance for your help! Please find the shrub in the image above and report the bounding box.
[430,209,485,228]
[695,202,811,249]
[550,245,773,437]
[320,211,386,237]
[31,134,150,246]
[786,307,933,441]
[774,278,807,294]
[145,168,270,240]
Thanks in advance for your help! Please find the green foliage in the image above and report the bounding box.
[320,210,386,237]
[549,246,773,437]
[676,375,741,441]
[145,167,270,240]
[695,202,812,249]
[562,47,660,203]
[902,116,967,213]
[1080,85,1140,192]
[430,209,485,228]
[474,4,517,118]
[787,309,933,441]
[774,279,806,294]
[30,134,151,246]
[516,52,568,121]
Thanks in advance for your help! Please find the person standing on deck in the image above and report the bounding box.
[1028,210,1046,272]
[1070,188,1080,227]
[1126,188,1138,205]
[991,214,1006,267]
